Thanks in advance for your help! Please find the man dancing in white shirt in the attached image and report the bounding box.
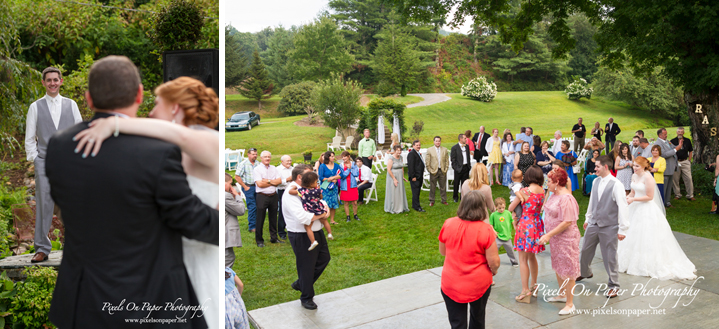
[25,67,82,263]
[576,155,630,298]
[283,164,331,310]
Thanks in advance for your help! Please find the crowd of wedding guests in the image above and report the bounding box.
[226,117,718,328]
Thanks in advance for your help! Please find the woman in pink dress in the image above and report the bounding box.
[538,168,580,315]
[507,165,545,303]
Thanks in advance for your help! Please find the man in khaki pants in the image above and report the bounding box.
[425,136,450,206]
[671,127,695,201]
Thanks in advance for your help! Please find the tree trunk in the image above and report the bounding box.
[685,91,719,164]
[258,99,262,111]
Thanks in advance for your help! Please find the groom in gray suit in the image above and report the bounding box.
[577,155,630,298]
[24,67,82,263]
[655,128,683,207]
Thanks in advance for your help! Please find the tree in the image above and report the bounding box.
[567,15,599,82]
[225,26,248,90]
[289,17,355,81]
[239,50,273,110]
[371,25,426,96]
[389,0,719,163]
[311,75,364,138]
[1,0,42,155]
[262,26,297,91]
[277,81,316,118]
[593,64,686,125]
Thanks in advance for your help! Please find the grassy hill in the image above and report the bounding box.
[226,91,673,160]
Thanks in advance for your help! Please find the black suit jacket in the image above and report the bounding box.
[451,143,471,172]
[472,132,490,161]
[605,122,621,140]
[46,113,218,329]
[407,149,425,180]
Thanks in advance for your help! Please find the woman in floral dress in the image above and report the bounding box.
[508,165,545,303]
[615,143,633,194]
[539,168,581,315]
[501,132,515,186]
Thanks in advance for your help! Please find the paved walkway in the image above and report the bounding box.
[406,93,451,108]
[249,232,719,328]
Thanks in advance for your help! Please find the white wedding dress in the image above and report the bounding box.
[618,174,697,280]
[184,175,220,328]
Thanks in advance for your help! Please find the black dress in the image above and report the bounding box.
[592,128,603,142]
[517,152,535,187]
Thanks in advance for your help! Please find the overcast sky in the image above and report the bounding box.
[225,0,472,34]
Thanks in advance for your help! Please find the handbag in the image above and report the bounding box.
[705,164,716,173]
[561,153,576,166]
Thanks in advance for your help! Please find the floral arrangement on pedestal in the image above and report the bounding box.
[565,77,593,100]
[461,76,497,102]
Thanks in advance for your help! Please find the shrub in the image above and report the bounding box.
[278,81,316,116]
[10,267,57,328]
[461,76,497,102]
[691,163,716,198]
[565,77,593,100]
[0,271,17,328]
[374,80,398,97]
[150,0,204,51]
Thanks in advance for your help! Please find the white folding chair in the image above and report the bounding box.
[238,149,246,159]
[574,148,588,173]
[372,151,385,172]
[340,135,355,150]
[225,151,240,170]
[365,174,379,203]
[327,136,343,151]
[421,171,431,191]
[446,168,455,192]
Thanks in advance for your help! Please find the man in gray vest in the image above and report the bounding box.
[576,155,630,298]
[24,67,82,263]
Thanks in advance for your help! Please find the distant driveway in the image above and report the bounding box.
[406,93,451,108]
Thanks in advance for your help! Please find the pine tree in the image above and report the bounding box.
[371,25,427,96]
[239,50,273,110]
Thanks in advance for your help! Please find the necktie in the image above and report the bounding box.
[366,139,369,141]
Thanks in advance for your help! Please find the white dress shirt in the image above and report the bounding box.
[435,146,441,160]
[278,165,293,190]
[502,142,515,163]
[358,165,372,183]
[253,164,280,194]
[458,143,468,164]
[25,94,82,161]
[585,174,630,235]
[283,182,322,232]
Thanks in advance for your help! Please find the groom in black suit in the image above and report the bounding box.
[46,56,218,328]
[407,139,426,212]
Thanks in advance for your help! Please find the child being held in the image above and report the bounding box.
[288,171,334,250]
[489,197,518,267]
[508,169,524,220]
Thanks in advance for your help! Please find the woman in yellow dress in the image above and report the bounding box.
[487,128,504,186]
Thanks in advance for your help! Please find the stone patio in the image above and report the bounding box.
[248,232,719,328]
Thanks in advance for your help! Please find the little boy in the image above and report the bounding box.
[489,197,518,267]
[508,169,523,220]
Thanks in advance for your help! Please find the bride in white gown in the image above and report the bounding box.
[75,77,221,328]
[618,156,696,281]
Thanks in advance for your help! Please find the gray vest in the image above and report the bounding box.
[36,98,76,159]
[589,177,619,227]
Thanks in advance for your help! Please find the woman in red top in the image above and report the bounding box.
[465,130,476,156]
[439,190,500,329]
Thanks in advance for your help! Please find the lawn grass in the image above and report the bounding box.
[233,168,719,311]
[404,92,673,147]
[225,91,674,161]
[364,94,424,105]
